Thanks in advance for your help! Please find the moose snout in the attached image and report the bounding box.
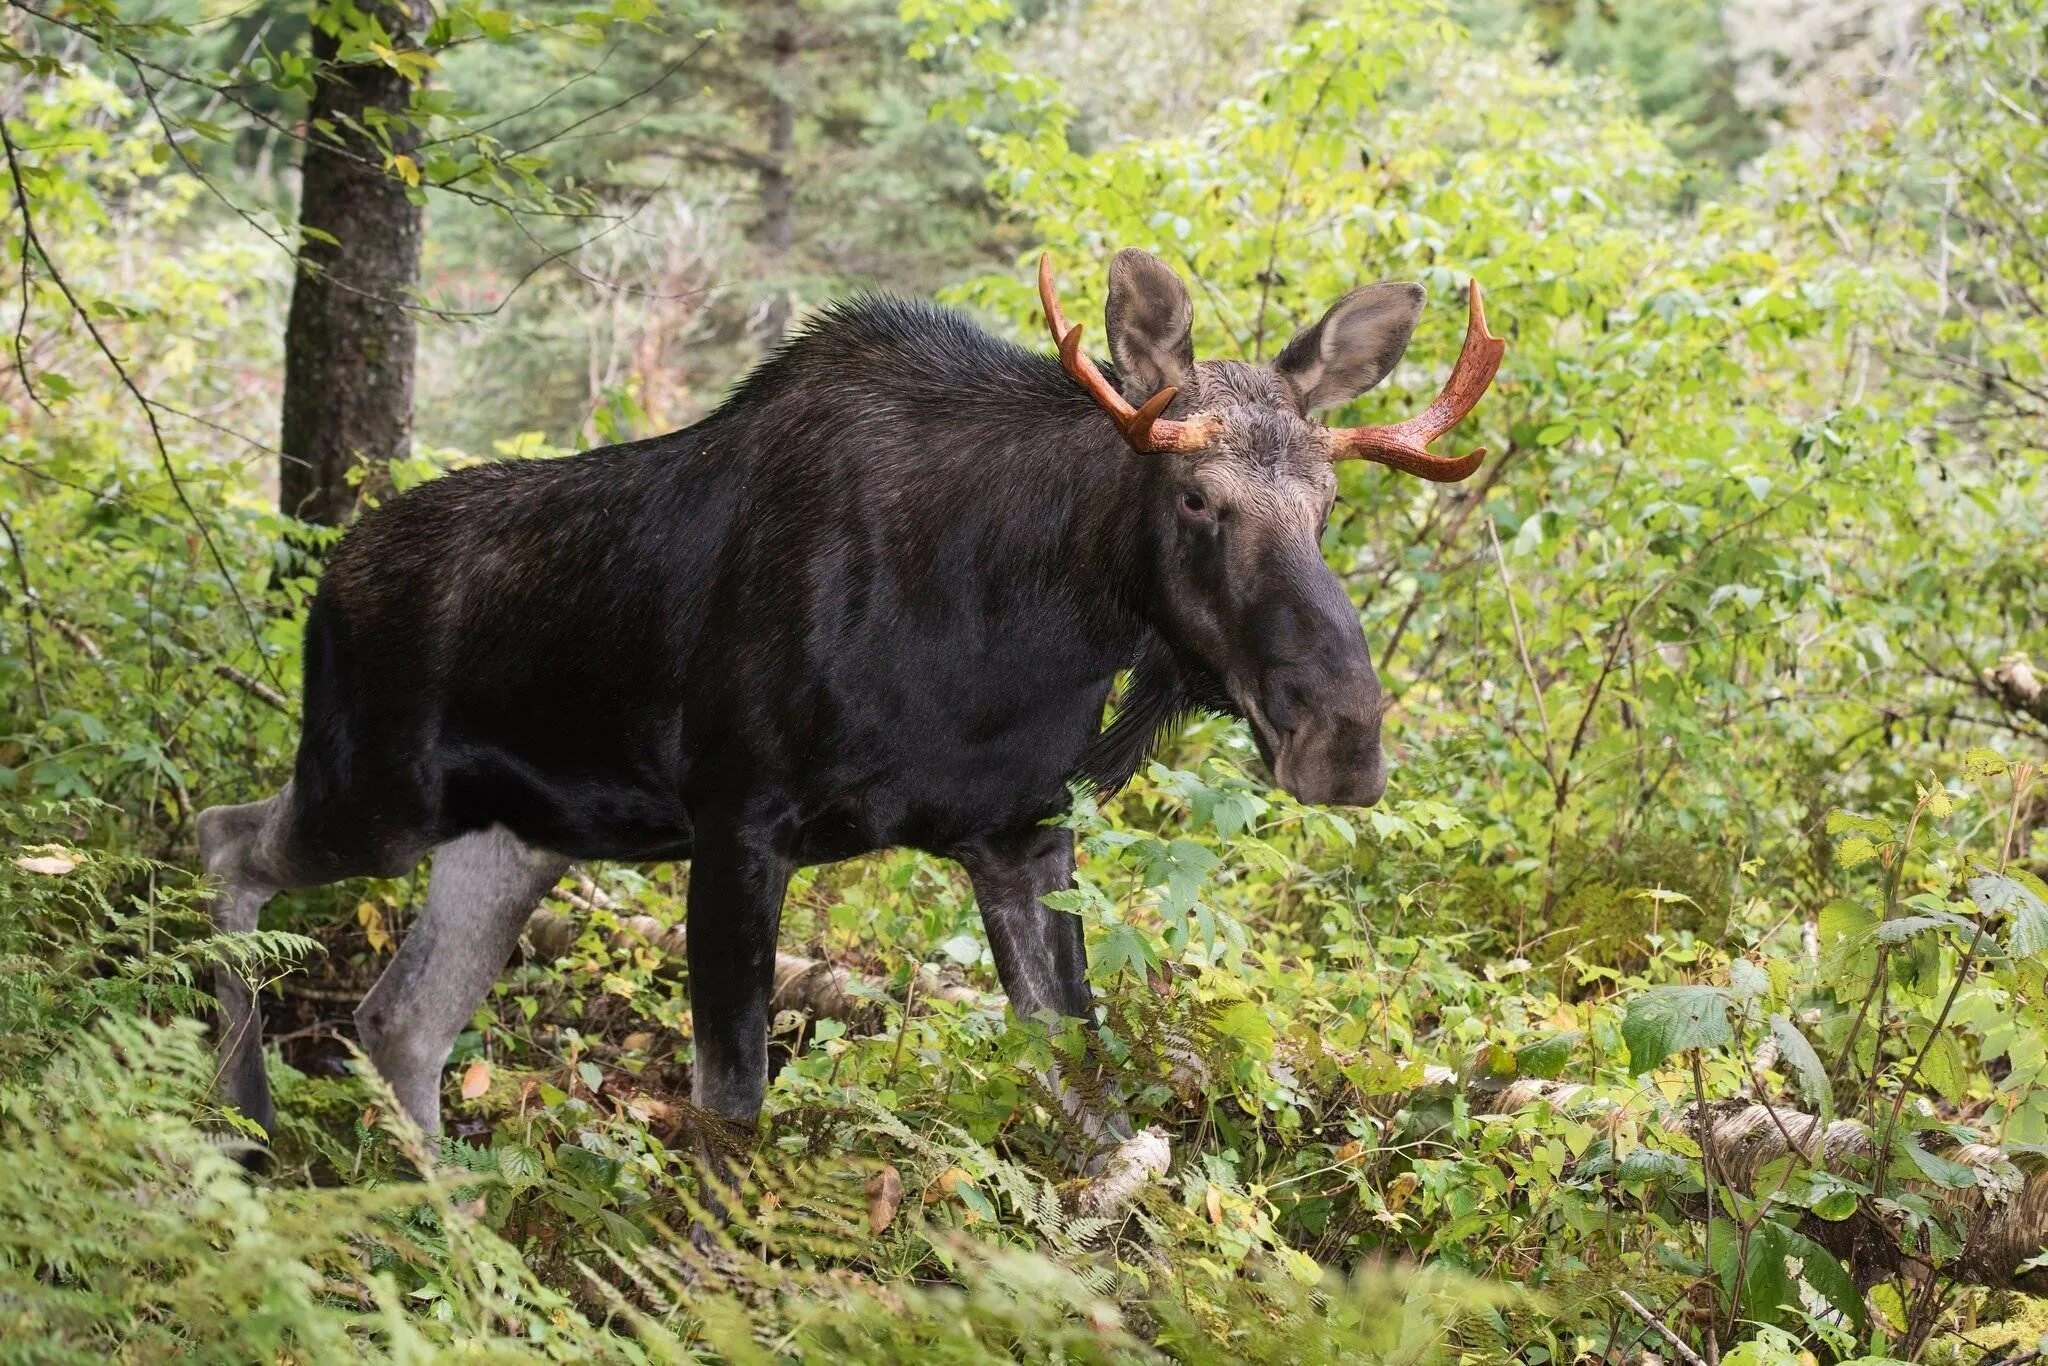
[1272,708,1389,808]
[1256,668,1390,809]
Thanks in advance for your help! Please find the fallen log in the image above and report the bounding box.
[1667,1099,2048,1296]
[1987,653,2048,726]
[1387,1068,2048,1295]
[522,906,990,1028]
[518,905,2048,1287]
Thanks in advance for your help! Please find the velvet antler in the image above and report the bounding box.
[1038,254,1219,453]
[1325,279,1504,482]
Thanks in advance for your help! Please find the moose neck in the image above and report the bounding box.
[1012,397,1166,667]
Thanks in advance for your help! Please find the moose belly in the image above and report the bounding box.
[783,697,1105,864]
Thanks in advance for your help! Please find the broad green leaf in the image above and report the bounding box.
[1513,1031,1581,1080]
[1900,1137,1978,1190]
[1970,871,2048,958]
[1918,1031,1968,1103]
[1729,958,1769,1001]
[1622,986,1732,1073]
[1869,910,1971,943]
[1782,1227,1868,1332]
[1768,1013,1830,1118]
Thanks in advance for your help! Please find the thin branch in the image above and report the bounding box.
[1614,1288,1707,1366]
[0,508,49,719]
[0,117,289,701]
[1486,516,1555,780]
[213,662,291,713]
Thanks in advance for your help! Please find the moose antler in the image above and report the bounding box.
[1038,254,1219,453]
[1326,279,1505,482]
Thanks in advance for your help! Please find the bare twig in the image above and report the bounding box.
[1614,1288,1707,1366]
[213,662,290,713]
[1487,516,1554,778]
[0,508,49,718]
[0,118,291,702]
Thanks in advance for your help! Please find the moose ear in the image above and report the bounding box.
[1105,248,1195,402]
[1273,282,1426,413]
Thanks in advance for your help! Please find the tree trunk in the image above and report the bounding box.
[278,10,425,526]
[754,8,798,346]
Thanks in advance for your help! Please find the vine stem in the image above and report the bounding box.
[1691,1046,1723,1364]
[0,117,291,705]
[1874,765,2035,1204]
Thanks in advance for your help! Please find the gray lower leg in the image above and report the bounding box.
[198,793,298,1137]
[963,826,1127,1146]
[964,826,1092,1020]
[684,831,792,1213]
[354,827,568,1135]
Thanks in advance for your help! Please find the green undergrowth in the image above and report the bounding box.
[5,745,2046,1360]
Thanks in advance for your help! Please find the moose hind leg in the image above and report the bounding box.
[198,792,300,1138]
[354,827,569,1136]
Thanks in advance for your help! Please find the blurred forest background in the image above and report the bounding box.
[4,0,2048,1361]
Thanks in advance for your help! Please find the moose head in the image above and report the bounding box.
[1041,250,1504,807]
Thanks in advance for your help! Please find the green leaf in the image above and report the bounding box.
[1900,1136,1978,1190]
[1869,909,1971,943]
[1616,1147,1691,1184]
[1513,1031,1581,1080]
[1210,1001,1275,1058]
[1919,1031,1968,1103]
[1729,958,1769,1001]
[1092,923,1156,980]
[1768,1013,1831,1118]
[1622,985,1732,1073]
[1809,1184,1859,1222]
[1709,1216,1795,1323]
[1782,1226,1868,1332]
[1970,870,2048,957]
[1826,809,1893,841]
[1962,748,2009,782]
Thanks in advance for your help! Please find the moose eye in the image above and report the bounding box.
[1181,490,1207,515]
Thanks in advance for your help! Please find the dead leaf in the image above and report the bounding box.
[622,1091,675,1125]
[925,1166,971,1203]
[1205,1183,1224,1225]
[356,900,392,955]
[865,1164,903,1235]
[360,1105,381,1128]
[14,852,78,876]
[460,1058,492,1101]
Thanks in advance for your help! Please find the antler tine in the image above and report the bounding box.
[1038,254,1217,454]
[1329,279,1505,482]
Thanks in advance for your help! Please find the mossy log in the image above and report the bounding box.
[522,905,2048,1285]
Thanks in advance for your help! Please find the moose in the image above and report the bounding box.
[199,249,1503,1170]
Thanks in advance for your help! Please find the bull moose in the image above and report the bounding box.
[198,249,1503,1169]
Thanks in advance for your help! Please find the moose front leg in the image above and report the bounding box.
[961,824,1130,1147]
[961,824,1091,1020]
[684,826,792,1210]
